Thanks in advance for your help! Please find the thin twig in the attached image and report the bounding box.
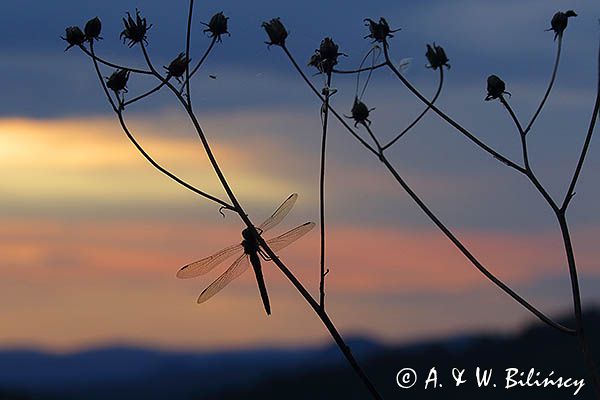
[376,154,572,335]
[333,62,387,75]
[383,68,445,150]
[562,41,600,212]
[80,45,152,75]
[319,72,332,309]
[87,42,234,211]
[382,41,526,174]
[364,124,383,153]
[184,0,195,105]
[282,45,379,156]
[123,81,167,107]
[557,213,600,397]
[524,36,563,135]
[179,37,218,95]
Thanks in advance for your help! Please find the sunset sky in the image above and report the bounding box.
[1,0,600,353]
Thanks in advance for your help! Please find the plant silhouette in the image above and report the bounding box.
[63,3,383,399]
[62,3,600,399]
[270,9,600,398]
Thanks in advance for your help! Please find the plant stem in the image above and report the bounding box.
[123,81,167,107]
[524,36,563,135]
[138,41,384,399]
[376,147,573,334]
[87,42,234,211]
[562,42,600,212]
[80,45,152,75]
[184,0,194,105]
[382,42,526,173]
[282,46,379,156]
[333,62,387,74]
[319,72,332,309]
[556,212,600,398]
[282,44,573,336]
[383,68,445,150]
[179,37,218,95]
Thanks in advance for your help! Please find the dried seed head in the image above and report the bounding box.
[106,69,130,94]
[164,53,191,82]
[62,26,86,51]
[548,10,577,41]
[262,18,288,47]
[120,9,152,47]
[319,37,339,60]
[485,74,510,101]
[425,43,450,70]
[364,17,400,43]
[347,97,374,127]
[84,17,102,41]
[308,37,344,74]
[203,12,230,42]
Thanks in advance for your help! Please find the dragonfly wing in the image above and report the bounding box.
[265,222,315,252]
[177,243,244,279]
[257,193,298,233]
[197,254,250,304]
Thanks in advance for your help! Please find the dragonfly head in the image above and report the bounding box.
[241,227,254,241]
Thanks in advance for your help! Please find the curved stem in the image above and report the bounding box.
[184,0,194,105]
[123,81,167,107]
[383,68,445,150]
[282,45,379,156]
[364,124,383,153]
[500,96,530,170]
[179,37,218,95]
[140,41,383,399]
[556,213,600,397]
[524,36,563,135]
[87,43,233,211]
[377,153,573,335]
[80,45,152,75]
[562,42,600,212]
[319,72,332,309]
[333,62,387,74]
[382,42,526,174]
[283,43,573,335]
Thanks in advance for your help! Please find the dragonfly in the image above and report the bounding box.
[176,193,315,315]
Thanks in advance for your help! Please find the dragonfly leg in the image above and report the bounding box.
[258,248,271,261]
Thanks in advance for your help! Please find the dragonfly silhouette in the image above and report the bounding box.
[176,194,315,315]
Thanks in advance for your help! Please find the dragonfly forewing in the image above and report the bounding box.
[257,193,298,233]
[197,254,250,304]
[265,222,316,252]
[177,243,244,279]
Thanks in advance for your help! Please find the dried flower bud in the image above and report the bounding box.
[62,26,86,51]
[346,97,374,127]
[106,69,130,94]
[164,53,191,82]
[84,17,102,41]
[547,10,577,41]
[485,75,510,101]
[262,18,288,47]
[425,43,450,70]
[308,37,345,74]
[203,12,230,42]
[120,9,152,47]
[364,17,400,43]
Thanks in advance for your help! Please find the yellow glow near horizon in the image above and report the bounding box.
[0,115,302,205]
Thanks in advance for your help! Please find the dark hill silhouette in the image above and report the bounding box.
[0,309,598,399]
[216,309,600,400]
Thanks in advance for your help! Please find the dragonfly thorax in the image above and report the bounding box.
[241,227,260,254]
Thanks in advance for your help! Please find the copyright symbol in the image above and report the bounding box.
[396,368,417,389]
